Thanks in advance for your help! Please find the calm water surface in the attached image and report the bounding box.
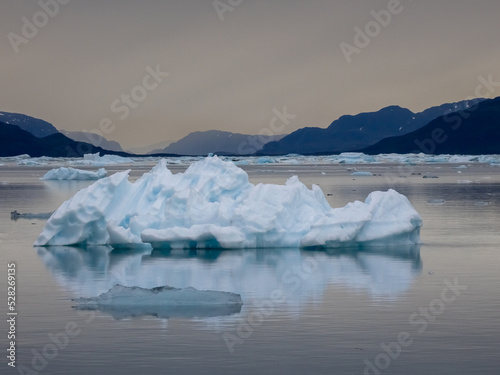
[0,163,499,375]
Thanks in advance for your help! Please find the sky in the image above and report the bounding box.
[1,0,500,150]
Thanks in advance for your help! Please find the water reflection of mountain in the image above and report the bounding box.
[37,245,421,312]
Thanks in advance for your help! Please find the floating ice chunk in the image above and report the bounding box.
[233,160,250,166]
[454,165,468,169]
[474,201,491,206]
[41,167,107,180]
[74,285,243,307]
[71,153,133,166]
[458,180,473,184]
[35,156,422,248]
[73,285,243,319]
[338,153,376,164]
[17,158,47,166]
[257,156,275,164]
[281,158,300,165]
[351,171,373,176]
[427,199,446,205]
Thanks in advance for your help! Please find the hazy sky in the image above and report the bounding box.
[1,0,500,149]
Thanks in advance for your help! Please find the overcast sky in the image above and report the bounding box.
[1,0,500,149]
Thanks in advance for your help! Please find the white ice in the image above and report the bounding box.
[2,152,500,168]
[70,152,134,166]
[35,156,422,248]
[41,167,107,180]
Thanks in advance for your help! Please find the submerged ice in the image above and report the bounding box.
[35,156,422,248]
[74,285,243,307]
[73,285,243,319]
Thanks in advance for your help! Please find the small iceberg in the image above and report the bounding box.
[41,167,107,180]
[351,171,373,177]
[70,153,133,166]
[72,285,243,320]
[427,199,446,205]
[35,156,422,248]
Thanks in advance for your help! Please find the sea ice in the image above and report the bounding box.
[70,153,133,166]
[74,285,243,307]
[35,156,422,248]
[427,199,446,205]
[351,171,373,176]
[41,167,107,180]
[257,156,276,164]
[73,285,243,319]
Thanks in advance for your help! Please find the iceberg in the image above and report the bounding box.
[35,156,422,248]
[41,167,107,180]
[73,285,243,320]
[70,153,133,166]
[351,171,373,176]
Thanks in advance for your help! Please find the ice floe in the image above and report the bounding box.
[72,285,243,319]
[69,153,133,166]
[41,167,107,180]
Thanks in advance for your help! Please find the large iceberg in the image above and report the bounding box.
[34,156,422,248]
[41,167,107,180]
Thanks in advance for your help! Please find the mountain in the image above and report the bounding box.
[129,140,175,155]
[60,130,124,152]
[0,122,133,157]
[260,99,483,155]
[361,97,500,155]
[0,111,59,138]
[157,130,286,156]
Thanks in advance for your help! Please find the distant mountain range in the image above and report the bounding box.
[260,99,484,155]
[156,130,286,156]
[60,130,124,152]
[0,111,59,138]
[361,97,500,155]
[127,140,175,155]
[1,98,498,157]
[0,122,122,157]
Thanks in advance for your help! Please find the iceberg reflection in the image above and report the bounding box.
[37,244,421,314]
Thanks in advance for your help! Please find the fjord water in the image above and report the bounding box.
[1,163,499,375]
